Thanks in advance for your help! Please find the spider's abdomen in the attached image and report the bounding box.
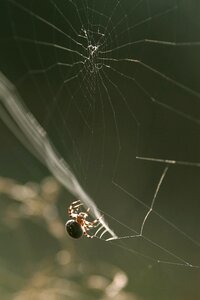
[65,220,83,239]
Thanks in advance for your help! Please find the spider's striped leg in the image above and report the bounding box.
[79,208,90,219]
[68,200,83,217]
[85,215,103,228]
[89,215,104,227]
[82,227,94,238]
[71,200,83,209]
[79,212,89,218]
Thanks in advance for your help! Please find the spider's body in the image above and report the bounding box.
[65,219,83,239]
[65,200,101,239]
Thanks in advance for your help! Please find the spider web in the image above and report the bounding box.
[0,0,200,282]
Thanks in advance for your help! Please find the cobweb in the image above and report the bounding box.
[0,0,200,275]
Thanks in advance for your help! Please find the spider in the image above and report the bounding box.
[65,200,101,239]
